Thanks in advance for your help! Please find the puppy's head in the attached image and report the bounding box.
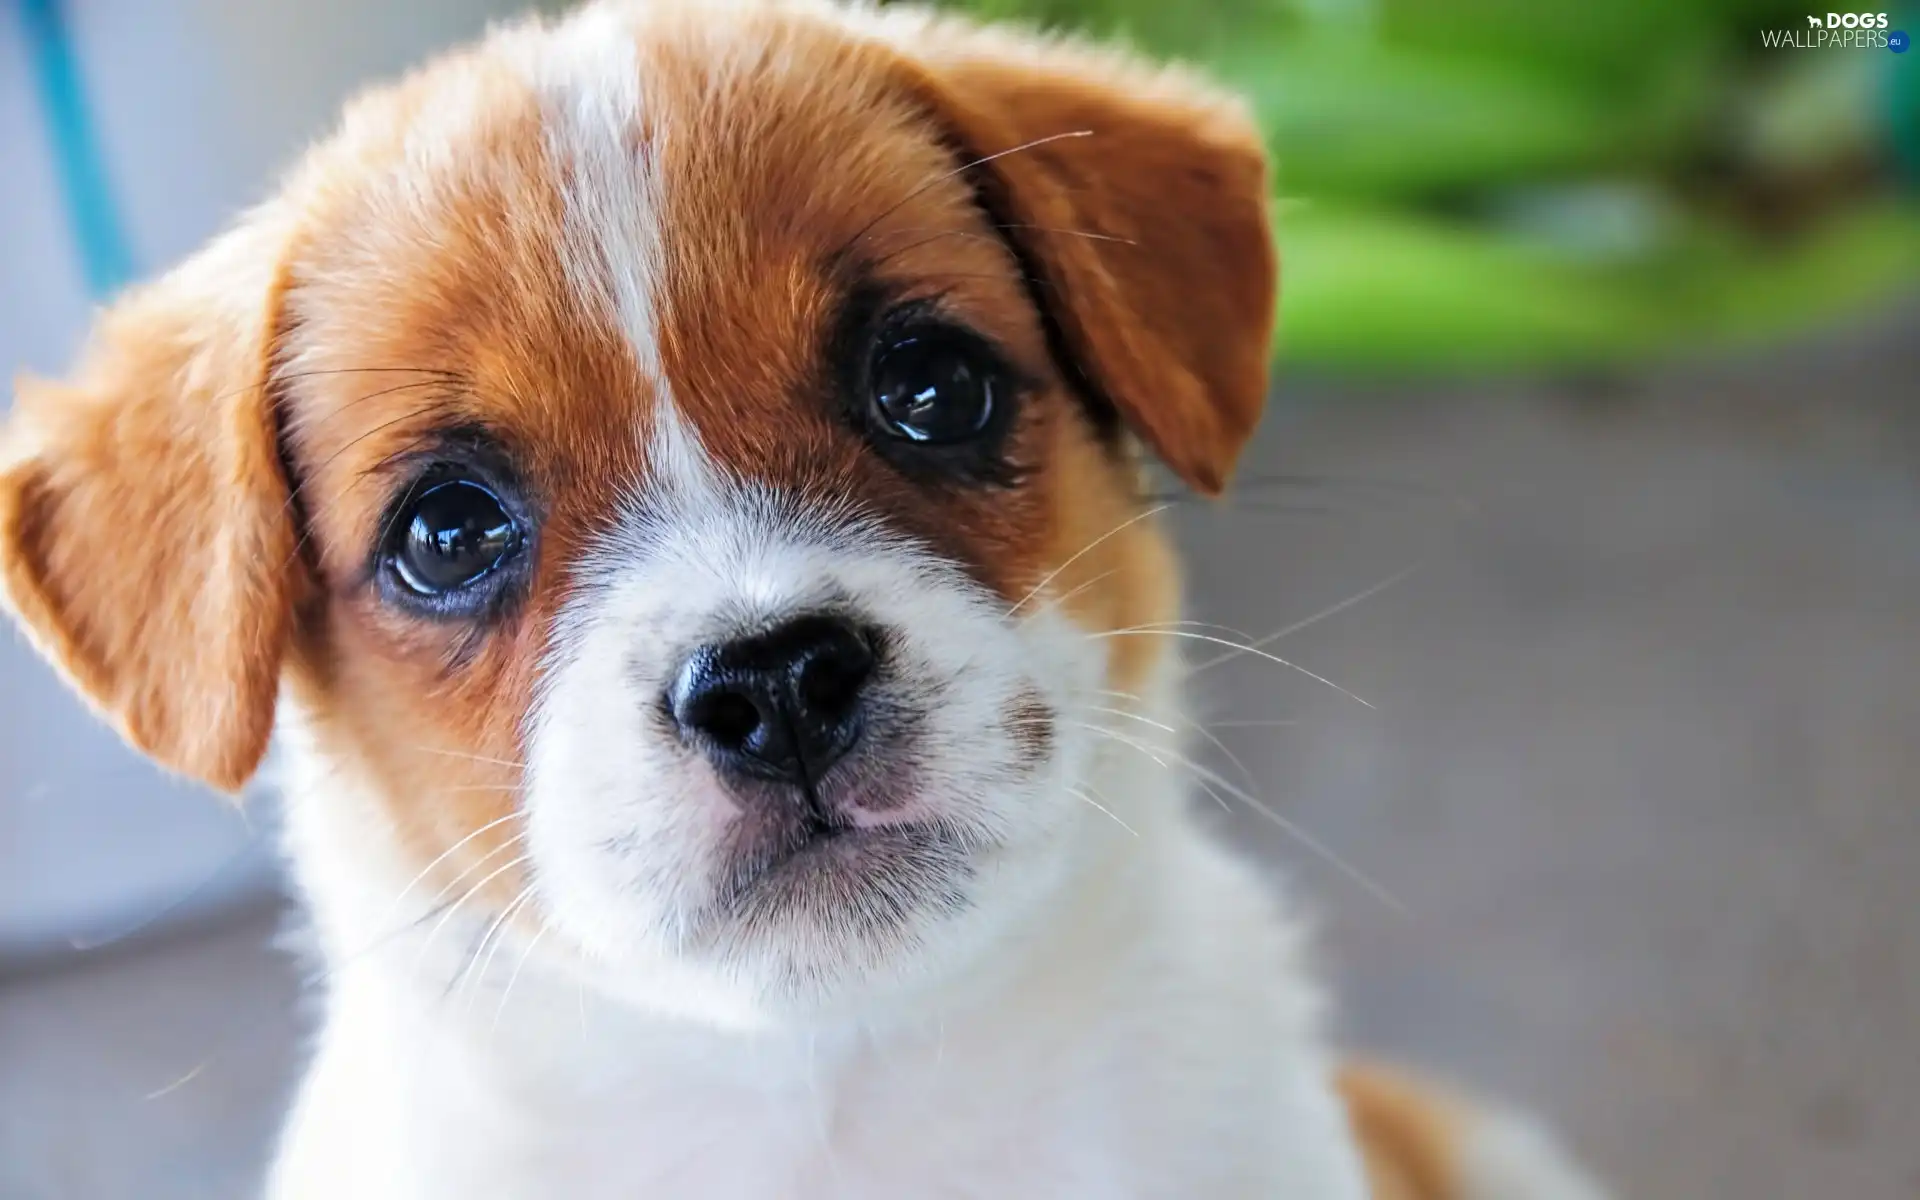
[0,1,1274,1018]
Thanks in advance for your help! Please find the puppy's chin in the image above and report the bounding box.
[529,767,1080,1027]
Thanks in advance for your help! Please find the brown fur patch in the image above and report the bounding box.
[1001,687,1056,766]
[1339,1063,1469,1200]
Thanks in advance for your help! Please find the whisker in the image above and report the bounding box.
[1141,471,1479,511]
[1006,503,1169,619]
[1087,704,1177,736]
[406,836,531,979]
[902,269,1067,297]
[424,831,527,897]
[1092,688,1262,794]
[1065,786,1139,838]
[992,223,1135,246]
[1008,568,1117,632]
[378,810,524,925]
[282,385,460,490]
[1191,564,1422,673]
[142,1060,210,1101]
[351,436,454,579]
[1136,493,1337,517]
[415,747,528,772]
[207,364,464,410]
[1026,568,1114,619]
[456,886,536,1005]
[491,919,553,1035]
[67,828,262,951]
[277,390,463,569]
[306,896,459,991]
[412,852,533,979]
[843,130,1094,255]
[865,222,1136,273]
[1080,722,1403,913]
[1077,719,1173,770]
[1089,629,1375,709]
[1100,619,1262,642]
[865,229,1005,270]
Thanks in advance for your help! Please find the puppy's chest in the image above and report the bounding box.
[367,1037,1133,1200]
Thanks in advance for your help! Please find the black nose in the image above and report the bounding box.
[669,615,877,787]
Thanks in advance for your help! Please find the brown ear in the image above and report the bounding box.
[0,210,300,793]
[889,20,1277,494]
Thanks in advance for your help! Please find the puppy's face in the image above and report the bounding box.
[0,2,1274,1018]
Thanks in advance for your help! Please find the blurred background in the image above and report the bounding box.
[1,0,1915,1196]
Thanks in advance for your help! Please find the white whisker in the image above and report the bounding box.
[1006,504,1169,619]
[143,1060,210,1101]
[460,887,537,1011]
[1094,688,1262,793]
[414,746,528,772]
[414,852,533,979]
[850,129,1095,255]
[1192,564,1421,672]
[1087,704,1178,736]
[1078,722,1402,913]
[379,811,524,924]
[492,920,553,1035]
[1066,785,1140,837]
[1102,619,1261,642]
[1090,628,1376,709]
[1015,568,1116,626]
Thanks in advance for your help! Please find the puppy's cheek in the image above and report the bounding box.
[1001,610,1110,812]
[521,627,723,963]
[1046,517,1181,699]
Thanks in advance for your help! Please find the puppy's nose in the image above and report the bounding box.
[670,615,876,786]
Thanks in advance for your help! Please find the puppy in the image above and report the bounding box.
[0,2,1608,1196]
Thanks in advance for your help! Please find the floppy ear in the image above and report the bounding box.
[0,209,301,793]
[890,20,1278,494]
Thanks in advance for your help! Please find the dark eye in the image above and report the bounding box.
[869,329,1000,444]
[389,478,522,597]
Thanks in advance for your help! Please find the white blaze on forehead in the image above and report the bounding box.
[646,403,724,504]
[500,4,667,385]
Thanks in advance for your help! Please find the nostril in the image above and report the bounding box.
[798,639,874,718]
[684,688,761,750]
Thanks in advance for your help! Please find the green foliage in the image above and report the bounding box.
[935,0,1920,372]
[1278,201,1920,371]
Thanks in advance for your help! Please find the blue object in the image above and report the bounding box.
[19,0,134,297]
[1891,30,1910,53]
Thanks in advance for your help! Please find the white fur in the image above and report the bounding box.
[1460,1108,1611,1200]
